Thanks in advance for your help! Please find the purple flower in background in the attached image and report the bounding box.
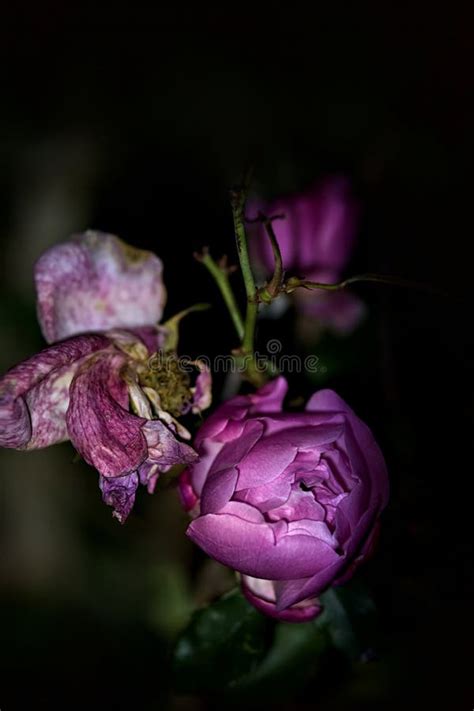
[179,378,388,622]
[249,177,365,336]
[0,231,211,521]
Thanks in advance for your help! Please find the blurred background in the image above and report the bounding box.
[1,4,473,709]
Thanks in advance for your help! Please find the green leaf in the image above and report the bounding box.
[234,618,330,697]
[162,302,210,351]
[317,581,378,661]
[173,588,271,694]
[173,582,379,699]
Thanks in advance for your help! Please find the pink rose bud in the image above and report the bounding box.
[180,378,388,621]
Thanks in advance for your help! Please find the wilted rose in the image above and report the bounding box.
[180,378,388,621]
[0,231,211,521]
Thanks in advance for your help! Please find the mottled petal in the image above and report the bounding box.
[35,231,166,343]
[130,325,168,354]
[142,420,197,470]
[137,422,197,498]
[138,462,161,495]
[190,362,212,414]
[66,351,148,477]
[0,334,110,449]
[138,423,198,495]
[0,393,30,448]
[99,472,139,523]
[25,363,81,448]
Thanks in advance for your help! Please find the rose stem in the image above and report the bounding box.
[195,249,244,340]
[286,273,445,296]
[229,176,258,355]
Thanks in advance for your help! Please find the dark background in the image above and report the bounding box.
[1,4,473,709]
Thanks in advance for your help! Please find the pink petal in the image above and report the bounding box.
[190,365,212,414]
[0,334,110,449]
[66,351,148,477]
[200,466,239,515]
[193,377,287,446]
[236,424,343,490]
[99,472,139,523]
[241,575,322,622]
[35,231,166,343]
[187,513,342,580]
[143,420,197,471]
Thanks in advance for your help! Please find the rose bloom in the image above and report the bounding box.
[180,378,388,622]
[249,177,365,337]
[0,231,211,521]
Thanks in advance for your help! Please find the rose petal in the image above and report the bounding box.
[130,325,168,354]
[219,501,265,523]
[241,575,322,622]
[190,363,212,414]
[184,418,265,509]
[234,475,293,512]
[272,557,346,609]
[143,419,197,470]
[99,472,139,523]
[267,487,326,522]
[66,351,148,477]
[193,377,287,447]
[307,389,389,508]
[200,466,239,514]
[187,513,342,579]
[257,411,344,437]
[209,419,264,475]
[182,438,224,502]
[35,231,166,343]
[236,424,343,490]
[178,468,200,512]
[0,334,110,449]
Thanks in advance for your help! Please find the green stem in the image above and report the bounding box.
[286,272,443,295]
[196,251,244,340]
[230,185,259,354]
[262,217,284,299]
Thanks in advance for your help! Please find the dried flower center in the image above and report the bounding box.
[138,353,192,418]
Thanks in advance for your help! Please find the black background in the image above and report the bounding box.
[0,4,473,709]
